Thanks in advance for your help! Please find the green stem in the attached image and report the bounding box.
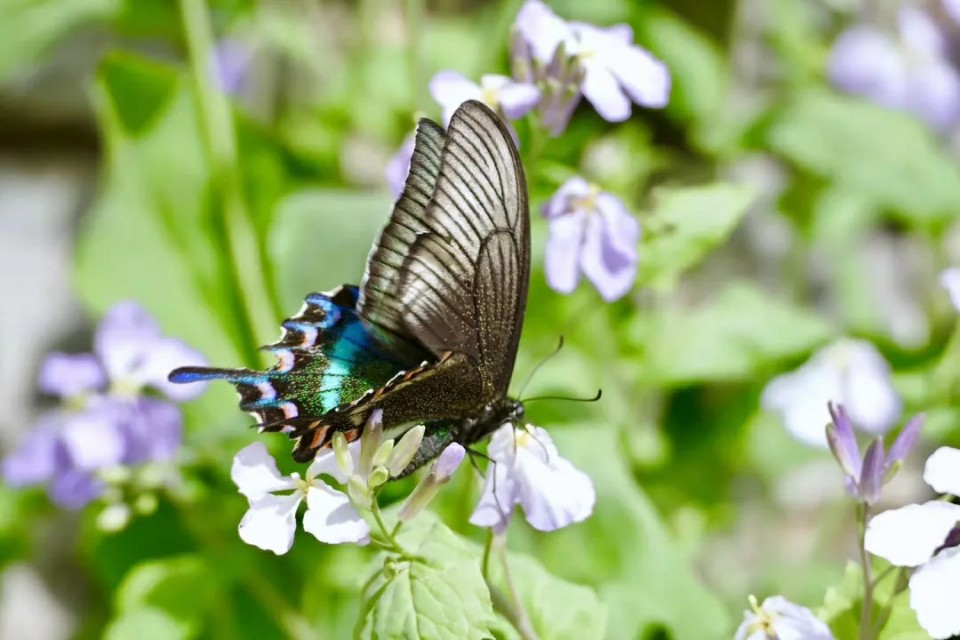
[931,321,960,403]
[483,530,540,640]
[370,500,416,559]
[179,0,280,365]
[858,502,876,640]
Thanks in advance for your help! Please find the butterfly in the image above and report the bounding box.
[169,100,530,476]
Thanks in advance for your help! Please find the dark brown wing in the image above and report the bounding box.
[358,119,445,361]
[397,100,529,398]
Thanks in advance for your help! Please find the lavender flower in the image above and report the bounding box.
[761,339,901,448]
[826,404,924,505]
[470,424,594,533]
[1,302,206,509]
[513,0,670,133]
[734,595,834,640]
[939,267,960,312]
[211,39,254,97]
[542,177,641,302]
[828,7,960,133]
[865,447,960,638]
[429,71,539,129]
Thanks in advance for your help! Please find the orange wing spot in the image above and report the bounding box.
[342,428,362,443]
[309,424,332,450]
[440,351,453,363]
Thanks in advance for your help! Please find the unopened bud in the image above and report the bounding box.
[359,410,384,477]
[397,444,466,521]
[348,475,372,510]
[97,503,132,532]
[134,493,158,515]
[387,425,425,477]
[333,432,353,477]
[373,440,395,469]
[368,466,390,489]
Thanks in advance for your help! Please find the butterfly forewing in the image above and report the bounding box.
[397,101,530,398]
[358,119,445,361]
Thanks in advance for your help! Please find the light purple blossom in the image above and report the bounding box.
[826,404,924,504]
[429,71,540,129]
[939,267,960,312]
[828,7,960,132]
[469,424,594,533]
[385,133,416,198]
[542,177,641,302]
[1,302,206,509]
[211,39,254,97]
[513,0,670,129]
[734,595,834,640]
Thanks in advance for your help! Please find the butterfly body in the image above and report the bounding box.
[170,100,529,473]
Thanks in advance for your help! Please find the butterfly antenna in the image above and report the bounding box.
[522,388,603,404]
[517,336,565,400]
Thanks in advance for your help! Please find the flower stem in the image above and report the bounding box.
[857,502,876,640]
[370,499,416,560]
[483,530,540,640]
[179,0,279,365]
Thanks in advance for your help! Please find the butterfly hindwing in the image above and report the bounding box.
[170,285,406,446]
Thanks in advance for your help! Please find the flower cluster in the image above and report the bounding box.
[829,5,960,133]
[232,417,595,554]
[762,339,901,448]
[1,303,207,522]
[866,447,960,638]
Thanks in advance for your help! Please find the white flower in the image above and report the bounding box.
[733,595,834,640]
[231,442,369,555]
[939,267,960,313]
[865,447,960,639]
[761,339,901,448]
[429,71,540,128]
[469,424,595,533]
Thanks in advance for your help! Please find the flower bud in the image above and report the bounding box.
[387,425,425,477]
[859,438,885,506]
[373,440,395,469]
[884,413,924,483]
[333,432,353,477]
[368,466,390,489]
[359,410,384,477]
[97,503,132,532]
[348,475,372,510]
[397,444,466,522]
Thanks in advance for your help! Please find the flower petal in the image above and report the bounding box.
[433,443,466,482]
[885,413,924,474]
[858,438,885,505]
[38,353,106,398]
[940,267,960,312]
[238,492,303,555]
[541,177,590,220]
[469,424,520,532]
[865,501,960,567]
[761,596,834,639]
[121,397,183,464]
[828,27,907,110]
[94,302,163,382]
[924,447,960,496]
[429,71,482,126]
[514,0,569,63]
[580,61,630,122]
[1,414,63,487]
[129,337,208,402]
[514,427,595,531]
[826,403,861,480]
[231,442,296,501]
[579,208,637,302]
[302,484,370,545]
[581,24,670,108]
[494,80,541,119]
[385,133,415,198]
[48,469,104,510]
[544,213,585,295]
[59,409,127,471]
[909,547,960,639]
[838,340,901,435]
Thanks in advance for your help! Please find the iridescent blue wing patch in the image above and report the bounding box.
[170,285,406,448]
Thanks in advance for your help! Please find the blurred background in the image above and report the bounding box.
[3,0,960,638]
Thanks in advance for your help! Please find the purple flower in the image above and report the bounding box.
[826,403,924,505]
[513,0,670,129]
[211,39,254,97]
[1,302,205,509]
[429,71,540,128]
[542,177,640,302]
[385,133,415,198]
[828,7,960,132]
[734,595,834,640]
[940,267,960,312]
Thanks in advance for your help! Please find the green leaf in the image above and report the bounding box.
[269,189,394,310]
[104,608,191,640]
[487,551,607,640]
[637,184,755,289]
[512,427,731,639]
[880,593,926,640]
[766,91,960,223]
[0,0,118,81]
[630,283,835,385]
[112,555,218,639]
[358,521,495,640]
